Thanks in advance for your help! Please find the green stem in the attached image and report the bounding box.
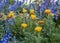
[36,33,40,43]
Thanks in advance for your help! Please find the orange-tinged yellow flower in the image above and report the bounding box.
[39,20,44,24]
[35,27,42,32]
[22,8,27,13]
[30,15,36,20]
[44,9,51,14]
[7,15,11,18]
[19,13,23,16]
[21,23,27,28]
[30,9,34,14]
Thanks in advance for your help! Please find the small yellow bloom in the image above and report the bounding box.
[30,15,36,20]
[10,11,14,14]
[22,8,27,13]
[30,9,34,14]
[35,27,42,32]
[7,14,12,18]
[9,11,14,16]
[39,20,44,24]
[19,13,23,16]
[44,9,51,14]
[7,11,14,18]
[21,23,27,28]
[51,14,54,17]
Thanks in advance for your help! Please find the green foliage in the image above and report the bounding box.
[0,20,6,39]
[7,13,60,43]
[56,14,60,25]
[8,0,14,5]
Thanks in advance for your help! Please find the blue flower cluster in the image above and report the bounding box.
[0,18,14,43]
[7,18,14,26]
[0,28,11,43]
[8,0,17,11]
[0,0,25,11]
[0,0,4,10]
[39,0,59,19]
[0,0,60,43]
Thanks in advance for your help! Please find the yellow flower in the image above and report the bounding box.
[30,13,35,15]
[19,13,23,16]
[22,8,27,13]
[30,9,34,14]
[51,13,54,17]
[44,9,51,14]
[7,11,14,18]
[30,15,36,20]
[35,27,42,32]
[21,23,27,28]
[10,11,14,14]
[7,14,12,18]
[39,20,44,24]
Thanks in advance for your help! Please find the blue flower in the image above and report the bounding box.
[10,21,14,26]
[44,0,49,5]
[8,5,15,11]
[0,1,4,10]
[5,28,10,33]
[30,3,35,7]
[7,41,10,43]
[5,0,9,6]
[1,27,11,43]
[21,0,25,3]
[13,0,18,6]
[8,0,18,11]
[13,36,16,41]
[18,1,23,8]
[7,18,14,26]
[39,6,44,11]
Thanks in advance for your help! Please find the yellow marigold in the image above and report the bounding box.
[44,9,51,14]
[19,13,23,16]
[35,27,42,32]
[7,11,14,18]
[30,9,34,14]
[39,20,44,24]
[10,11,14,16]
[7,14,12,18]
[22,8,27,13]
[30,15,36,20]
[21,23,27,28]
